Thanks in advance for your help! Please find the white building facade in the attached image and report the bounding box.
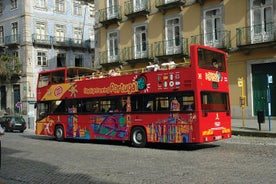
[0,0,95,128]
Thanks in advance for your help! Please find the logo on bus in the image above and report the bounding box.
[54,86,63,97]
[136,75,147,90]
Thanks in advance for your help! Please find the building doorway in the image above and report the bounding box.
[252,62,276,116]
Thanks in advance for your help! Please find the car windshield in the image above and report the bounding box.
[2,117,25,123]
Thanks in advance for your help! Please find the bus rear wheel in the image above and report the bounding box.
[131,127,146,148]
[55,125,64,141]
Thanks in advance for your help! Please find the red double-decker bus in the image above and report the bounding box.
[35,44,231,147]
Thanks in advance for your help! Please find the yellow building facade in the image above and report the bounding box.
[94,0,276,119]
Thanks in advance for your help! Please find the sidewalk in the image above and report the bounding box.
[232,118,276,138]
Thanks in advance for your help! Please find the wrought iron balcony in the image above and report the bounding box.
[99,49,121,66]
[124,0,150,20]
[155,0,186,12]
[191,30,231,50]
[154,37,189,59]
[69,38,84,48]
[236,22,276,48]
[53,37,92,49]
[122,43,153,64]
[32,34,52,46]
[97,5,122,28]
[5,34,20,46]
[53,36,70,47]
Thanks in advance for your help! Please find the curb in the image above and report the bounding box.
[232,130,276,138]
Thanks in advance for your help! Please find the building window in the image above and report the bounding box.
[57,53,66,67]
[55,24,65,42]
[75,54,83,67]
[73,0,82,16]
[35,0,46,9]
[133,24,148,59]
[165,16,181,55]
[0,86,6,111]
[133,0,147,13]
[11,0,18,10]
[88,29,95,48]
[0,26,4,45]
[106,0,118,19]
[54,0,65,13]
[11,51,19,70]
[37,51,48,66]
[35,22,47,41]
[73,27,82,44]
[203,6,223,47]
[107,30,119,63]
[11,22,18,42]
[0,0,3,14]
[250,0,273,43]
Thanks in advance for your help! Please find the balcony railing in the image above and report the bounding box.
[99,49,121,65]
[191,30,231,50]
[53,36,70,47]
[97,5,122,27]
[155,0,186,12]
[69,38,84,48]
[5,34,20,45]
[52,37,93,49]
[236,22,276,47]
[122,43,153,62]
[124,0,150,19]
[32,34,52,45]
[154,37,189,58]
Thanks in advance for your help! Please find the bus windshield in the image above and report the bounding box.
[197,48,226,72]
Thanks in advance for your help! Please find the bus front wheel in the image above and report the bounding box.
[55,125,64,141]
[131,127,146,148]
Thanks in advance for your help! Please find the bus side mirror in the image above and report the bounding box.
[34,103,37,109]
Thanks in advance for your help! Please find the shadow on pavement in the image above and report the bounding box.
[17,132,220,151]
[0,147,117,184]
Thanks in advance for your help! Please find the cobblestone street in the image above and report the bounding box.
[1,130,276,184]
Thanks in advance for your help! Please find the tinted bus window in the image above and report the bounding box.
[198,48,226,72]
[52,70,65,84]
[201,92,229,111]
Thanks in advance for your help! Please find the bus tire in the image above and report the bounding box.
[55,125,64,141]
[131,127,147,148]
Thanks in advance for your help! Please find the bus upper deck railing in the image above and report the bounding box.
[65,61,191,83]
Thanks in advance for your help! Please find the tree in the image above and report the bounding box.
[0,53,22,81]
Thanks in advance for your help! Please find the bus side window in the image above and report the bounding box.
[38,73,50,88]
[52,70,65,84]
[145,102,152,111]
[182,92,195,112]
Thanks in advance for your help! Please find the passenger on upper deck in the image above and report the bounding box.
[161,58,176,70]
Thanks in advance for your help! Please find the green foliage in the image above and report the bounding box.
[0,53,22,81]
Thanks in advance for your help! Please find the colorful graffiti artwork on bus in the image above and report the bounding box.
[147,97,196,143]
[66,106,90,139]
[91,114,130,140]
[147,112,195,143]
